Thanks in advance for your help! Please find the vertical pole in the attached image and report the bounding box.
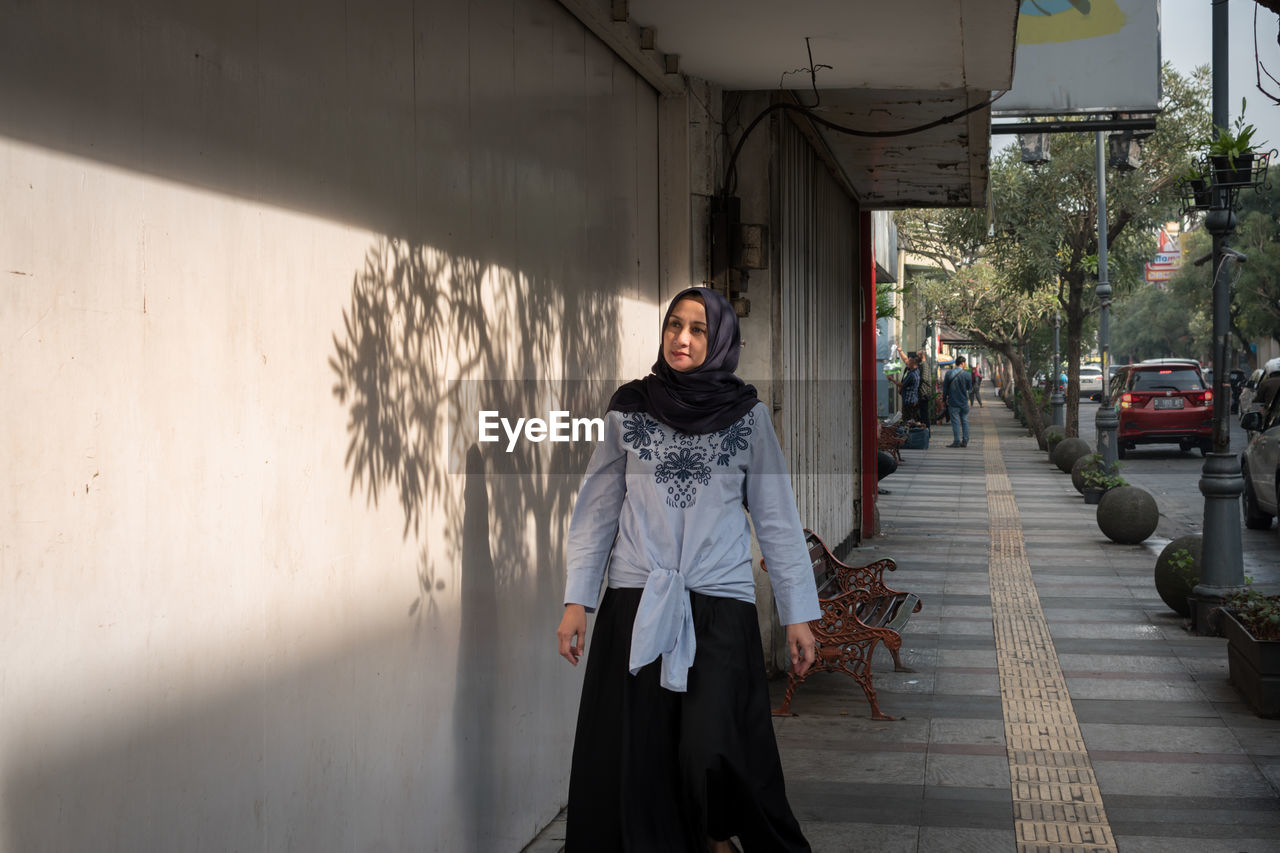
[1193,0,1245,633]
[860,212,878,536]
[1213,0,1229,132]
[1094,132,1118,466]
[1052,310,1065,427]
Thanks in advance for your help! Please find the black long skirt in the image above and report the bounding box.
[566,587,811,853]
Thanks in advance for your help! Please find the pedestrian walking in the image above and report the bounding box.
[943,355,973,447]
[970,365,984,407]
[556,286,820,853]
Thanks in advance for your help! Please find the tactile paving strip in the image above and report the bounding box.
[982,414,1118,853]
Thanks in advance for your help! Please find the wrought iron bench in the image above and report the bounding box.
[763,529,922,721]
[878,421,906,462]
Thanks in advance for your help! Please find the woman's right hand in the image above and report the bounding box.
[557,604,587,666]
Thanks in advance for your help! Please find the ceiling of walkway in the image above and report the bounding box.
[628,0,1020,208]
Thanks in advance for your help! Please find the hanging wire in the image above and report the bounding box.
[778,38,831,108]
[722,36,1007,193]
[724,90,1007,194]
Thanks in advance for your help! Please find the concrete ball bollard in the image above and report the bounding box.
[1096,486,1159,544]
[1070,454,1102,494]
[1154,534,1202,618]
[1053,437,1091,474]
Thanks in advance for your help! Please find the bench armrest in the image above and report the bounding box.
[808,590,878,642]
[832,558,905,599]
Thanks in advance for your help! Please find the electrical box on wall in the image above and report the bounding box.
[709,194,740,293]
[710,195,766,317]
[737,224,768,270]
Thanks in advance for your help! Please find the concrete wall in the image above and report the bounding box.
[0,0,666,849]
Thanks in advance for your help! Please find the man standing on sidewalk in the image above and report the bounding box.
[943,355,973,447]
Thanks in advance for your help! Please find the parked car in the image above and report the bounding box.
[1240,391,1280,529]
[1079,365,1104,400]
[1110,359,1212,458]
[1239,357,1280,426]
[1243,375,1280,434]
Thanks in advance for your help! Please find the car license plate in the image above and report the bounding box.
[1153,397,1184,409]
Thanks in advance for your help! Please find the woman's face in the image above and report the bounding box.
[663,298,708,372]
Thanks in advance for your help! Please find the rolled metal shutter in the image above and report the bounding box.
[775,115,860,549]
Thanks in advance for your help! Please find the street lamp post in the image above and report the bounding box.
[1193,201,1245,633]
[1190,0,1245,634]
[1094,132,1119,466]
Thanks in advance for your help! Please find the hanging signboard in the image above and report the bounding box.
[1145,265,1175,282]
[996,0,1161,116]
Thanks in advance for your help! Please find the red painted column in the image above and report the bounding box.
[860,212,877,536]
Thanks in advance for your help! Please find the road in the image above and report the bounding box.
[1073,398,1280,585]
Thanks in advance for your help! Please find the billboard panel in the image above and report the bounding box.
[996,0,1161,116]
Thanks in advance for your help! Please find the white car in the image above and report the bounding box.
[1240,357,1280,427]
[1078,366,1104,400]
[1240,390,1280,529]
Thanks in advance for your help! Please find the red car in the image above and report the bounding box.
[1110,359,1213,458]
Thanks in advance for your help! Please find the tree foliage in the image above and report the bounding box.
[1225,181,1280,346]
[918,265,1058,443]
[1143,177,1280,366]
[898,64,1211,437]
[1111,281,1209,363]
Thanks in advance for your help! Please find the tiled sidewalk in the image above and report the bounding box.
[774,397,1280,853]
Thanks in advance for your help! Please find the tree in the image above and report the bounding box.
[1223,181,1280,349]
[1111,281,1209,364]
[918,265,1058,445]
[900,65,1211,438]
[1155,178,1280,369]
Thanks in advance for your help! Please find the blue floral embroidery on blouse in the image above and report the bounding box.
[712,411,754,466]
[622,411,754,508]
[654,446,712,509]
[621,412,664,461]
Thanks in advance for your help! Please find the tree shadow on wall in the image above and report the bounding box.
[329,235,627,843]
[329,237,623,620]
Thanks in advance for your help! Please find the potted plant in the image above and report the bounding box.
[1178,163,1211,209]
[1071,451,1106,492]
[1206,99,1262,186]
[1045,426,1065,461]
[1081,465,1127,505]
[1221,582,1280,717]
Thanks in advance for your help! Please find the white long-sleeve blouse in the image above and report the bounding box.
[564,402,821,692]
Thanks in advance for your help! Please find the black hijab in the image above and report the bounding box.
[607,287,758,434]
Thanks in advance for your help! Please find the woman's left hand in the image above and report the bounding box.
[784,622,816,677]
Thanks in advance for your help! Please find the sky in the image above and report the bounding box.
[1162,0,1280,148]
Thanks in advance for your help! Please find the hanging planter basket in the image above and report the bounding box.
[1209,151,1259,187]
[1178,176,1212,214]
[1179,151,1274,216]
[1207,148,1272,190]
